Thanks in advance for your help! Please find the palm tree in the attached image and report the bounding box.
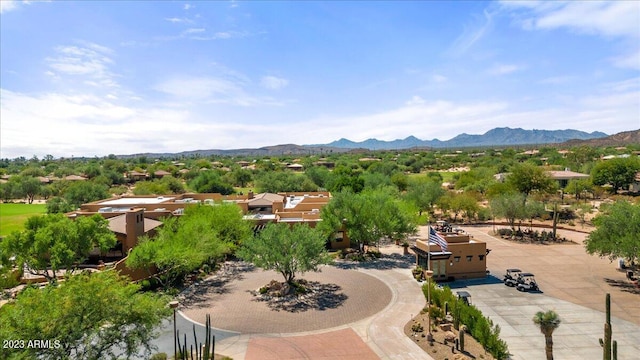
[533,310,561,360]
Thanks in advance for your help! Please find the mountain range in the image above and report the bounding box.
[119,127,633,158]
[320,127,608,150]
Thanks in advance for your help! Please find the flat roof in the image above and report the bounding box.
[99,197,174,205]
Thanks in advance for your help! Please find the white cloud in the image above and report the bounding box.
[260,76,289,90]
[183,4,192,10]
[501,1,640,37]
[405,96,425,106]
[154,75,287,107]
[612,50,640,70]
[190,31,249,41]
[487,64,525,76]
[165,17,193,24]
[0,0,18,13]
[154,77,242,100]
[539,76,574,84]
[184,28,205,34]
[432,75,448,83]
[46,43,119,88]
[449,9,495,56]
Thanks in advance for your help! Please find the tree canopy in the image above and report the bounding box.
[237,223,331,284]
[591,157,640,193]
[127,203,250,287]
[490,193,527,231]
[319,189,417,246]
[404,177,444,216]
[585,200,640,264]
[507,163,556,202]
[0,214,116,284]
[0,270,170,360]
[188,171,234,194]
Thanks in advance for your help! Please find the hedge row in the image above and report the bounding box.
[423,282,510,359]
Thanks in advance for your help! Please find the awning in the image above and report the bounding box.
[411,246,452,260]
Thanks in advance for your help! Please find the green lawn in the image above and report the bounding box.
[0,203,47,236]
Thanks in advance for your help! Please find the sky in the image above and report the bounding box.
[1,0,639,158]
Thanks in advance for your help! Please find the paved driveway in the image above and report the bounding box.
[456,226,640,360]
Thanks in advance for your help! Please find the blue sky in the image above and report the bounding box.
[1,1,639,158]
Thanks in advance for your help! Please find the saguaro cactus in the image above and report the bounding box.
[459,325,466,352]
[599,293,612,360]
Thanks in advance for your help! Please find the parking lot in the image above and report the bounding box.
[453,226,640,360]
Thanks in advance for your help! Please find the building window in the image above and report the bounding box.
[466,255,472,262]
[454,256,460,263]
[479,255,485,261]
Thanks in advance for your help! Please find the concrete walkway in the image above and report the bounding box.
[171,247,431,360]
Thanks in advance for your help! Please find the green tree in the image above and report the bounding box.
[46,196,74,214]
[231,168,253,187]
[404,177,445,216]
[0,181,18,202]
[127,204,248,287]
[326,165,364,193]
[254,170,317,193]
[237,223,331,284]
[21,176,42,204]
[448,192,480,223]
[319,189,416,247]
[0,270,170,360]
[305,166,331,189]
[189,171,235,194]
[0,214,116,284]
[390,172,409,192]
[63,181,109,208]
[533,310,561,360]
[507,163,556,203]
[585,201,640,265]
[565,178,593,201]
[591,157,640,193]
[490,193,527,231]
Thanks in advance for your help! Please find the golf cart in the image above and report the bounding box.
[456,291,472,305]
[516,273,539,292]
[504,268,522,286]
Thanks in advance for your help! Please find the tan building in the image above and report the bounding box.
[412,227,488,281]
[72,191,345,251]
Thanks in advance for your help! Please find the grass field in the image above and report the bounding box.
[0,203,47,236]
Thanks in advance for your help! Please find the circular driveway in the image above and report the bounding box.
[180,262,393,334]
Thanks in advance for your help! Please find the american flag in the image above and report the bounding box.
[429,226,448,251]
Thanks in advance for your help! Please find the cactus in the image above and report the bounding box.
[613,340,617,360]
[599,293,612,360]
[459,325,466,352]
[176,313,216,360]
[444,301,449,315]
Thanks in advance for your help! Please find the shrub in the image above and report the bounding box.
[411,323,424,332]
[150,353,168,360]
[422,282,510,359]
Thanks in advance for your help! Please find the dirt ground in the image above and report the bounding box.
[404,311,495,360]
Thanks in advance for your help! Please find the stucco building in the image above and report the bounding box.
[412,227,488,281]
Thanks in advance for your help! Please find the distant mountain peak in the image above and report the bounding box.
[312,128,609,150]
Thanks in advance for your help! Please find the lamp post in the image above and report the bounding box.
[169,300,179,359]
[425,269,434,342]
